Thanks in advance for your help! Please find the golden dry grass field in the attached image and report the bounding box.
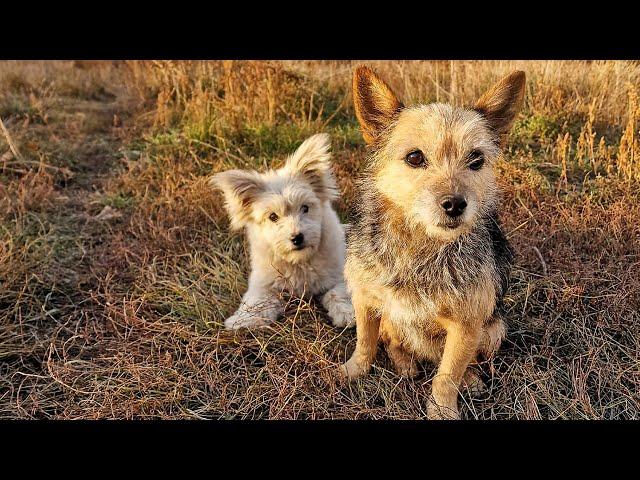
[1,60,639,419]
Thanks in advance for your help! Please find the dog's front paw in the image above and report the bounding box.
[329,301,355,328]
[322,288,355,328]
[224,314,264,330]
[339,356,370,381]
[426,398,460,420]
[428,378,460,420]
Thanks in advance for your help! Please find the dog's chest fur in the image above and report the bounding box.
[346,187,512,343]
[268,255,336,296]
[249,206,346,298]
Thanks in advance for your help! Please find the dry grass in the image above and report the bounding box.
[1,60,639,419]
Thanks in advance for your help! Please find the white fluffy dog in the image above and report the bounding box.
[210,133,355,330]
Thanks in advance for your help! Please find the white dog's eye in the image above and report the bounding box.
[269,212,279,222]
[301,205,309,214]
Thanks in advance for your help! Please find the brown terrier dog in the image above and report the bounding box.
[340,66,525,419]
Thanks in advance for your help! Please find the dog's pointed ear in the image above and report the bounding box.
[284,133,338,202]
[352,65,403,144]
[209,169,264,230]
[474,70,526,143]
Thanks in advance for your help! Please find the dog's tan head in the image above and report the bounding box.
[353,66,525,241]
[210,133,337,263]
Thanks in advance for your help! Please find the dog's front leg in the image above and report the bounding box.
[428,319,482,420]
[224,287,282,330]
[339,290,379,380]
[320,282,355,328]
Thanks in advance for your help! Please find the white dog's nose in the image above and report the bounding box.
[291,233,304,247]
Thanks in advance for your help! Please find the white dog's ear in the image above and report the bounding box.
[209,169,264,230]
[284,133,338,202]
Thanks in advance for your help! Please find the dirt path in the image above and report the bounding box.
[1,88,136,418]
[44,93,132,290]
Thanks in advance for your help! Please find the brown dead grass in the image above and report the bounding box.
[1,60,639,419]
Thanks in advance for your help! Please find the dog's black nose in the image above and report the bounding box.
[440,195,467,218]
[291,233,304,246]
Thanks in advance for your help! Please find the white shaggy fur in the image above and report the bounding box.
[210,133,355,330]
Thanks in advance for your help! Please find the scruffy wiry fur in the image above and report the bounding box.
[210,133,355,330]
[341,66,525,419]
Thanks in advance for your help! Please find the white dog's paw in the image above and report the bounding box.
[329,301,355,328]
[224,314,265,330]
[321,285,355,329]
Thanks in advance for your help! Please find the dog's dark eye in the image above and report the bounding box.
[468,151,485,171]
[405,150,426,168]
[269,212,279,222]
[301,205,309,214]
